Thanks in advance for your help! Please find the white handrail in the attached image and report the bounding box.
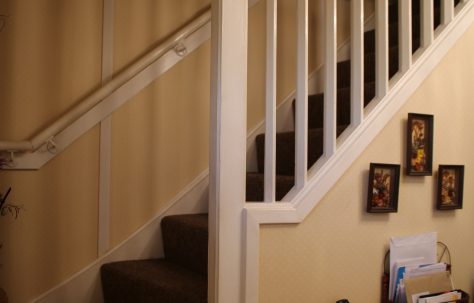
[0,7,211,152]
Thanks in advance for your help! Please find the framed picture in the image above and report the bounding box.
[437,165,464,210]
[406,113,434,176]
[367,163,400,213]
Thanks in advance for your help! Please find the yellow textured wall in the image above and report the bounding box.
[260,22,474,303]
[0,0,102,302]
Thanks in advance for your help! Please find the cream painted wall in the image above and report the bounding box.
[260,22,474,303]
[110,0,211,248]
[0,1,102,302]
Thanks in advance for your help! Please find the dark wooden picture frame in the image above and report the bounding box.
[437,165,464,210]
[367,163,400,213]
[406,113,434,176]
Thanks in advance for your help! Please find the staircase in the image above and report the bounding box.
[246,0,454,201]
[100,0,460,302]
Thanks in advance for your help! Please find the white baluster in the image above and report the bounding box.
[442,0,455,25]
[376,0,388,99]
[295,0,308,190]
[399,0,412,73]
[324,0,337,157]
[351,0,364,127]
[264,0,277,202]
[421,0,434,48]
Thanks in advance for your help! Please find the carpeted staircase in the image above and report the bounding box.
[100,1,456,301]
[246,0,452,201]
[101,214,208,303]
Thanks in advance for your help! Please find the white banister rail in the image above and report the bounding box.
[0,7,211,153]
[264,0,277,203]
[295,0,308,191]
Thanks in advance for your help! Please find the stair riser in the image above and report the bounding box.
[161,215,208,276]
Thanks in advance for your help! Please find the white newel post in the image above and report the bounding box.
[209,0,248,302]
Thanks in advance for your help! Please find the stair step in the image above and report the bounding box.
[101,259,207,303]
[255,125,347,176]
[161,214,208,276]
[246,173,294,201]
[306,81,376,129]
[337,45,400,90]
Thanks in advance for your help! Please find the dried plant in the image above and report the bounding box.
[0,188,23,220]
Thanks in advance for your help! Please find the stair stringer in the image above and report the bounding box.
[243,2,474,302]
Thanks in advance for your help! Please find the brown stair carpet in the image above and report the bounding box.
[101,214,208,303]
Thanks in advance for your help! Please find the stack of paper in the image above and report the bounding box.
[388,232,457,303]
[418,290,462,303]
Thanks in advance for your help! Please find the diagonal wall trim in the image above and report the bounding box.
[243,1,474,302]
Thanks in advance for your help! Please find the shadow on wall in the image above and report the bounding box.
[0,15,7,32]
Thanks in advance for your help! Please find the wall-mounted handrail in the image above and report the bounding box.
[0,6,211,153]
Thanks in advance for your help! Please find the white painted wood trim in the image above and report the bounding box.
[443,0,455,25]
[243,209,260,303]
[264,0,277,203]
[324,0,337,157]
[376,0,389,99]
[351,0,364,127]
[98,118,111,256]
[422,0,434,48]
[399,0,413,74]
[209,0,248,302]
[243,2,474,302]
[294,0,308,191]
[31,170,210,303]
[98,0,114,257]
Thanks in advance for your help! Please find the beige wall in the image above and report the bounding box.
[260,22,474,303]
[0,0,213,301]
[110,0,211,248]
[0,1,102,302]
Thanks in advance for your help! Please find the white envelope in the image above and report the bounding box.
[389,232,437,300]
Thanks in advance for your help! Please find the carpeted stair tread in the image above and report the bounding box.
[101,259,207,303]
[337,45,400,90]
[255,125,348,176]
[306,81,376,129]
[246,173,295,201]
[162,214,208,276]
